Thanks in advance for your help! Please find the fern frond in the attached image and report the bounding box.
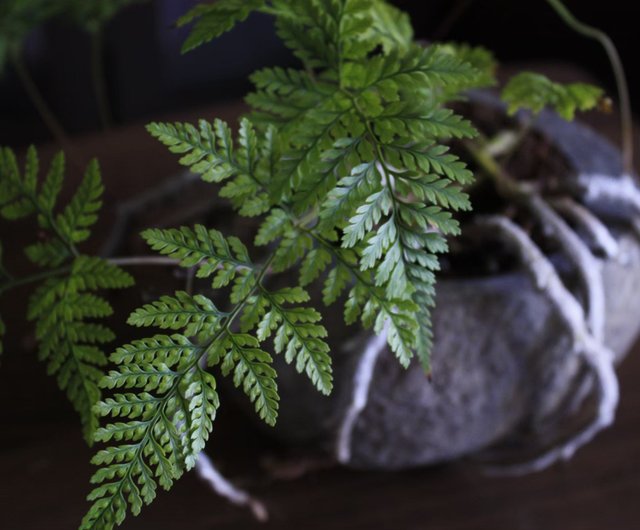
[141,224,254,283]
[81,336,210,529]
[315,238,419,367]
[257,286,332,394]
[437,43,497,90]
[84,241,291,528]
[57,159,104,244]
[213,332,279,425]
[0,148,108,259]
[147,119,271,216]
[0,146,41,220]
[177,0,266,53]
[128,291,226,337]
[71,256,135,290]
[28,257,133,443]
[502,72,604,120]
[0,146,135,442]
[366,0,413,53]
[269,0,375,72]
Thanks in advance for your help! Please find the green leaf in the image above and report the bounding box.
[57,159,104,243]
[141,225,254,286]
[214,332,279,425]
[71,256,135,291]
[81,334,211,530]
[502,72,604,120]
[147,119,271,216]
[299,247,332,287]
[178,0,266,53]
[128,291,225,337]
[258,285,333,394]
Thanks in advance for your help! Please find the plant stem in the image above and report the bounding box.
[432,0,473,40]
[11,52,71,150]
[0,267,68,296]
[545,0,634,175]
[90,29,113,130]
[0,256,180,296]
[107,256,180,267]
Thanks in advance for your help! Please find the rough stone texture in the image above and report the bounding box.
[347,233,640,469]
[263,98,640,470]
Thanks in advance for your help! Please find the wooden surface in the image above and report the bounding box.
[1,346,640,530]
[2,74,640,529]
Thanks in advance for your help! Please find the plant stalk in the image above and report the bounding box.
[11,52,71,150]
[545,0,634,175]
[0,256,180,296]
[90,30,113,130]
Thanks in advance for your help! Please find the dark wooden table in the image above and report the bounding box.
[2,72,640,529]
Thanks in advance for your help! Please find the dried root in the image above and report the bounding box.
[527,194,606,341]
[195,452,269,522]
[577,173,640,220]
[336,324,390,464]
[100,170,199,256]
[551,197,619,259]
[477,216,618,475]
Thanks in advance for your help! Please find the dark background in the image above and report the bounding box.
[1,0,639,146]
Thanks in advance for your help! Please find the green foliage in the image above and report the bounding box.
[0,147,134,442]
[83,226,331,527]
[128,291,225,337]
[212,332,279,425]
[80,336,213,529]
[0,2,616,530]
[80,0,612,527]
[147,119,273,217]
[177,0,266,53]
[438,43,497,89]
[502,72,604,120]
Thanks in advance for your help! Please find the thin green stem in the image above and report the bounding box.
[0,266,69,296]
[108,256,179,267]
[11,53,71,150]
[90,29,113,130]
[545,0,634,174]
[0,256,182,297]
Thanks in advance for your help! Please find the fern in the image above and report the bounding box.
[0,147,133,442]
[82,228,330,528]
[502,72,604,120]
[83,1,495,527]
[177,0,266,53]
[148,3,484,371]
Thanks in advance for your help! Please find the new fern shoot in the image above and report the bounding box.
[0,1,609,529]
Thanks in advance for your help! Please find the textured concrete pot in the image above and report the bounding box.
[260,96,640,470]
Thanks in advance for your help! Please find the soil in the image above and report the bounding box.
[444,100,576,278]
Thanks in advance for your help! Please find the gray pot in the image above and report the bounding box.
[261,96,640,470]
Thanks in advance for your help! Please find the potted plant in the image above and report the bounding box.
[0,1,637,529]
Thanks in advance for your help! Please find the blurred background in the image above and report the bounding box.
[1,0,639,146]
